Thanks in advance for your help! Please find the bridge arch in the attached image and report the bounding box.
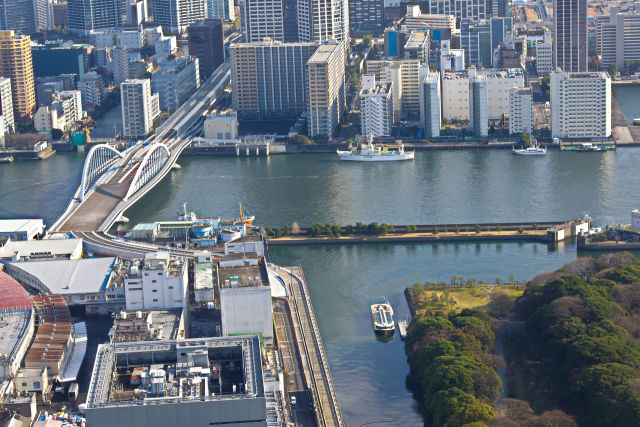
[124,143,171,200]
[80,144,125,201]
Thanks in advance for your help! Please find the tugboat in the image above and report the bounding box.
[337,135,414,162]
[397,318,408,340]
[177,203,197,222]
[371,300,395,336]
[0,156,14,163]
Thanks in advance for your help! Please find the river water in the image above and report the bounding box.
[2,149,640,425]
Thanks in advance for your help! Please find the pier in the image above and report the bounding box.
[270,265,344,427]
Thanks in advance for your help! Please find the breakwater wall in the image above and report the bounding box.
[267,220,587,246]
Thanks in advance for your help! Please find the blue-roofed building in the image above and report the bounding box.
[4,257,127,315]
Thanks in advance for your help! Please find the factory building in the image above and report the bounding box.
[0,219,45,241]
[0,238,83,261]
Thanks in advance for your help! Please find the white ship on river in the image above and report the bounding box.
[337,136,414,162]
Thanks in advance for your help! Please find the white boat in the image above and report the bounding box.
[371,301,395,335]
[338,136,414,162]
[513,145,546,156]
[397,320,408,339]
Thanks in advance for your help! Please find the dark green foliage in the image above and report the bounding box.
[515,254,640,426]
[405,310,501,426]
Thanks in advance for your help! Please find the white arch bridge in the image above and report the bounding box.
[80,144,125,201]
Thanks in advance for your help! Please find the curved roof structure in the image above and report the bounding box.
[0,270,32,311]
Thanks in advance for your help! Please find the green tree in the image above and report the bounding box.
[608,63,619,77]
[521,133,532,147]
[288,134,313,145]
[433,226,439,235]
[475,224,481,234]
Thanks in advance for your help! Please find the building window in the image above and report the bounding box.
[152,289,158,292]
[33,382,40,389]
[153,298,158,302]
[168,286,173,289]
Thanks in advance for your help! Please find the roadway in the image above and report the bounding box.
[271,265,344,427]
[51,62,231,233]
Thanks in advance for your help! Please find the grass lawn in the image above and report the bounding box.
[410,285,525,316]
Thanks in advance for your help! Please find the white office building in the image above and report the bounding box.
[359,75,393,137]
[509,87,533,135]
[551,71,611,139]
[367,59,423,122]
[596,7,640,70]
[154,36,177,57]
[469,72,488,137]
[121,79,160,139]
[151,56,200,112]
[91,27,145,50]
[536,40,553,75]
[124,252,188,311]
[420,71,441,137]
[428,0,490,21]
[0,77,14,135]
[152,0,207,33]
[441,68,524,121]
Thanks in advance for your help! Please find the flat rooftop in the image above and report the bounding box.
[0,219,43,234]
[86,337,264,408]
[195,261,214,290]
[360,81,392,95]
[0,311,32,368]
[308,43,341,64]
[9,257,116,294]
[218,262,268,289]
[113,309,182,343]
[0,238,82,259]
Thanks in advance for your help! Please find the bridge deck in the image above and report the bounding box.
[58,183,130,232]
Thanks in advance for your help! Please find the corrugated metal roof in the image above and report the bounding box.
[9,257,116,294]
[0,239,82,258]
[0,270,32,311]
[58,322,87,383]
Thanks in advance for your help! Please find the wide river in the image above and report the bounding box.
[2,149,640,425]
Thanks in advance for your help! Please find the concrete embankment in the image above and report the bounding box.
[268,231,551,246]
[267,220,586,246]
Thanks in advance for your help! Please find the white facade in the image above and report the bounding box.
[596,7,640,70]
[34,106,60,132]
[154,36,177,56]
[204,112,239,139]
[550,71,611,139]
[91,27,145,50]
[428,0,489,21]
[313,0,350,43]
[224,237,266,256]
[144,27,164,47]
[359,75,393,137]
[0,77,14,135]
[440,40,465,72]
[124,252,187,311]
[420,71,441,138]
[404,5,456,31]
[0,219,45,241]
[509,87,533,134]
[33,0,54,30]
[368,59,423,122]
[153,0,208,33]
[54,91,83,123]
[220,286,273,343]
[441,69,525,121]
[536,42,553,76]
[121,79,160,139]
[151,56,200,112]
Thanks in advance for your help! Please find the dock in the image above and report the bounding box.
[270,265,344,427]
